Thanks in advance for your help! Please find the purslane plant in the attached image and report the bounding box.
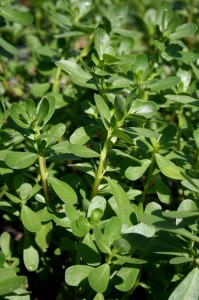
[0,1,199,299]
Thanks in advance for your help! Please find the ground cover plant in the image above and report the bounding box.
[0,0,199,299]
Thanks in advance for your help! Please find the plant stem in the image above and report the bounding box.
[140,153,155,203]
[177,103,183,151]
[196,148,199,178]
[38,156,51,202]
[52,65,62,93]
[73,237,83,300]
[89,130,112,200]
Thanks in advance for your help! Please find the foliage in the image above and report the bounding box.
[0,0,199,299]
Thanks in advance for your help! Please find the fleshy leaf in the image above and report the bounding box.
[88,264,110,293]
[5,152,38,169]
[168,267,199,300]
[48,176,77,205]
[155,153,185,180]
[65,265,93,286]
[21,205,41,232]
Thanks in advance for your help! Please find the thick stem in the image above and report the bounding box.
[38,156,51,202]
[89,131,112,200]
[52,65,62,93]
[140,154,155,203]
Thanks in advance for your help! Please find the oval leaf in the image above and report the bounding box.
[23,236,39,272]
[21,205,41,232]
[0,268,26,296]
[168,267,199,300]
[148,76,181,91]
[48,176,77,205]
[170,23,198,40]
[155,153,185,180]
[68,144,100,158]
[94,28,110,60]
[129,99,157,118]
[114,266,140,292]
[5,152,38,169]
[88,264,110,293]
[65,265,93,286]
[55,60,96,90]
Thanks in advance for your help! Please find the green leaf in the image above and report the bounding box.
[125,159,151,181]
[169,257,193,264]
[165,94,197,105]
[177,68,191,93]
[87,196,106,218]
[55,60,96,90]
[65,265,93,286]
[21,205,41,232]
[168,267,199,300]
[32,46,57,57]
[155,153,185,180]
[71,216,90,237]
[0,36,18,55]
[88,264,110,293]
[113,238,131,254]
[193,128,199,149]
[105,177,130,215]
[114,95,126,122]
[0,232,12,258]
[104,216,122,247]
[94,28,110,60]
[170,23,198,40]
[190,61,199,80]
[163,210,199,219]
[0,269,26,296]
[48,176,77,205]
[114,266,140,292]
[68,143,100,158]
[139,213,199,242]
[9,103,30,129]
[181,178,199,193]
[19,183,32,200]
[156,1,172,32]
[0,251,5,268]
[166,15,181,34]
[5,152,38,169]
[159,124,177,145]
[30,82,50,98]
[123,127,159,138]
[93,294,104,300]
[35,221,52,252]
[36,96,55,127]
[47,123,66,142]
[113,255,147,265]
[133,53,149,75]
[154,176,171,204]
[23,235,39,272]
[70,126,96,145]
[108,77,130,90]
[129,99,157,118]
[94,94,111,128]
[1,7,33,25]
[80,234,101,266]
[148,76,180,91]
[93,226,111,254]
